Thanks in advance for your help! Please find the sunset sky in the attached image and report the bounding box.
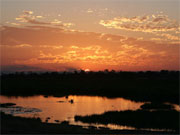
[1,0,179,72]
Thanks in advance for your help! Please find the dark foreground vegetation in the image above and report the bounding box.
[1,70,179,104]
[75,109,179,132]
[1,112,178,134]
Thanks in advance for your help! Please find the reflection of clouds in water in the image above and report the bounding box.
[69,120,136,130]
[0,95,144,125]
[0,106,42,115]
[165,103,180,112]
[174,105,180,111]
[0,95,178,131]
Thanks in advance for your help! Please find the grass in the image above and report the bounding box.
[75,109,179,132]
[1,112,177,134]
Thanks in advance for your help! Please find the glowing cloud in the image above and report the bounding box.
[1,10,179,71]
[99,13,179,33]
[15,11,74,28]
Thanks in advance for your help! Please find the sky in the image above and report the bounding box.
[0,0,179,72]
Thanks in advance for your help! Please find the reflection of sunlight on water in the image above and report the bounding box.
[0,95,144,121]
[0,95,178,131]
[69,119,136,130]
[172,104,180,111]
[0,106,41,115]
[69,119,175,132]
[145,128,175,132]
[164,102,180,111]
[0,95,144,130]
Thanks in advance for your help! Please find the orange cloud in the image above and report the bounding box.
[15,11,74,28]
[23,10,33,15]
[87,8,94,13]
[1,23,179,71]
[99,13,179,33]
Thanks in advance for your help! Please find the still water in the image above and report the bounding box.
[0,95,179,130]
[0,95,144,130]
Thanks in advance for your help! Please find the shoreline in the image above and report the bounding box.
[1,112,178,134]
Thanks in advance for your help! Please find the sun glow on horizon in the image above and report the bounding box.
[1,0,179,72]
[85,69,90,72]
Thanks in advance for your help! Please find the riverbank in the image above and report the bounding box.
[1,112,178,134]
[75,109,179,132]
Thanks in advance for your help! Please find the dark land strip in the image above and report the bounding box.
[1,70,179,104]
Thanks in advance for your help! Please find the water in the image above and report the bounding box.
[0,95,144,129]
[0,95,179,131]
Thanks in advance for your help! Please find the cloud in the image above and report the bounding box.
[14,45,111,65]
[62,23,74,27]
[10,23,21,26]
[24,17,50,25]
[84,8,112,17]
[37,51,57,61]
[1,23,179,71]
[15,11,74,28]
[13,41,179,71]
[23,10,33,15]
[39,45,63,49]
[156,33,179,41]
[16,14,50,25]
[1,26,118,47]
[51,19,62,24]
[7,44,32,48]
[0,26,71,46]
[36,16,43,18]
[99,13,179,33]
[1,24,178,48]
[99,33,126,42]
[87,8,94,13]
